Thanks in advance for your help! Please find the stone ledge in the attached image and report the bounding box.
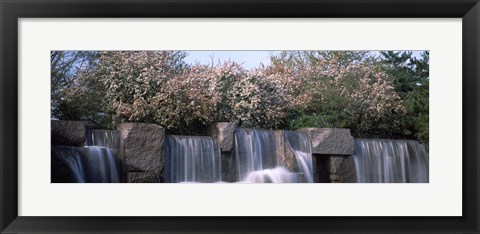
[298,128,354,155]
[51,120,86,147]
[275,130,300,172]
[118,123,165,174]
[127,172,160,183]
[207,122,236,152]
[329,155,357,183]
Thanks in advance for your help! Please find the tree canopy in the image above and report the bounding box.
[51,50,429,143]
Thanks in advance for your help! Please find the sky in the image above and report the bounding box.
[184,51,426,70]
[184,51,274,70]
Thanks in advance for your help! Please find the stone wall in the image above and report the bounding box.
[329,155,357,183]
[207,122,236,152]
[207,124,358,183]
[52,120,359,183]
[220,151,238,182]
[118,123,165,183]
[274,130,300,172]
[206,124,359,183]
[300,128,357,183]
[207,122,238,182]
[51,120,86,147]
[298,128,354,155]
[51,120,86,183]
[127,172,160,183]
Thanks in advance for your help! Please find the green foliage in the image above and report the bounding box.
[59,52,290,134]
[268,51,405,136]
[380,51,429,143]
[51,51,99,120]
[94,51,190,131]
[288,112,334,130]
[51,50,429,143]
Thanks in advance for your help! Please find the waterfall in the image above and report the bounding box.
[53,146,86,183]
[81,146,120,183]
[85,129,120,149]
[53,145,120,183]
[234,128,314,183]
[352,139,429,183]
[243,167,299,183]
[234,128,280,182]
[284,131,314,183]
[52,129,121,183]
[83,129,121,183]
[165,135,222,183]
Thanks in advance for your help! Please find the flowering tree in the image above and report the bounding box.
[51,51,98,120]
[226,68,289,128]
[160,62,290,131]
[55,50,425,140]
[68,52,290,133]
[93,51,188,126]
[381,51,429,143]
[266,51,405,135]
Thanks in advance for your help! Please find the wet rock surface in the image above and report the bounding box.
[127,172,161,183]
[207,122,237,152]
[51,120,86,147]
[118,123,165,182]
[298,128,354,155]
[329,155,357,183]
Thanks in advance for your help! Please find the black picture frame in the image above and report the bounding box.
[1,0,479,233]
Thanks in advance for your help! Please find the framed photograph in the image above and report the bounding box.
[1,0,479,233]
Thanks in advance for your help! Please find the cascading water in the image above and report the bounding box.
[53,145,121,183]
[234,128,279,182]
[85,129,120,149]
[284,131,314,183]
[81,145,120,183]
[52,129,121,183]
[165,135,222,183]
[52,146,87,183]
[234,128,313,183]
[243,167,298,183]
[83,129,121,183]
[352,139,429,183]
